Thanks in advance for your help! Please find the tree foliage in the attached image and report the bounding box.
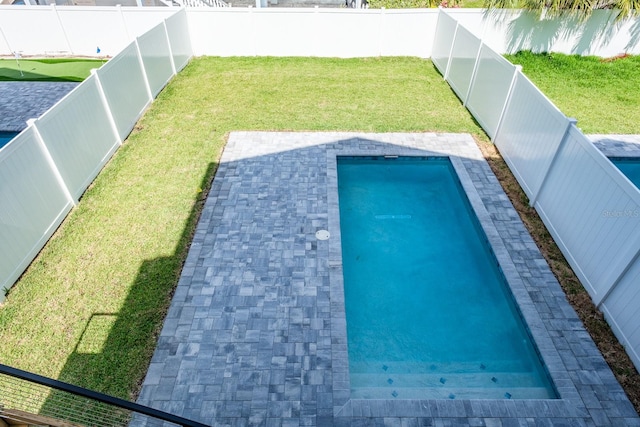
[367,0,460,8]
[484,0,639,19]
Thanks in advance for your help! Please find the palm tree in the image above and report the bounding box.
[484,0,639,19]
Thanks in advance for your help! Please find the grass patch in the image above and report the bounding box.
[505,51,640,134]
[0,57,483,400]
[0,58,107,82]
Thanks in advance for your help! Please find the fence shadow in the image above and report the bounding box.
[628,19,640,52]
[485,9,628,55]
[38,161,218,423]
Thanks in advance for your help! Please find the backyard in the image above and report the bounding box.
[0,54,638,412]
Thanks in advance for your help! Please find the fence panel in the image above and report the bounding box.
[373,10,436,58]
[249,10,382,58]
[0,6,173,57]
[465,44,516,139]
[307,11,381,58]
[34,75,120,201]
[137,22,174,97]
[445,23,481,103]
[534,125,640,302]
[601,254,640,373]
[165,9,193,72]
[0,7,70,55]
[120,7,178,38]
[97,41,152,141]
[431,10,458,75]
[0,128,73,300]
[56,7,129,57]
[254,10,328,57]
[493,72,569,200]
[186,9,436,58]
[186,10,255,57]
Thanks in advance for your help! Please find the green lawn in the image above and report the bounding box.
[505,51,640,134]
[0,57,484,400]
[0,58,107,82]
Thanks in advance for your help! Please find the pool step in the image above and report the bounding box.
[349,360,540,374]
[349,372,555,400]
[350,385,554,400]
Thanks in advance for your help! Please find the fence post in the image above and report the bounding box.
[117,5,132,42]
[314,6,320,57]
[443,21,458,81]
[163,21,177,76]
[28,119,77,206]
[527,117,577,208]
[249,6,258,56]
[51,4,73,55]
[492,64,521,143]
[378,8,386,57]
[91,69,122,145]
[134,39,154,102]
[462,42,484,107]
[0,26,14,55]
[596,246,640,308]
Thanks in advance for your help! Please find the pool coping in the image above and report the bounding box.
[136,131,639,425]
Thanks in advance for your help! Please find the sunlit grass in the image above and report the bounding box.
[0,56,485,399]
[505,51,640,134]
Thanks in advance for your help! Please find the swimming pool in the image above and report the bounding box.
[337,156,556,400]
[0,131,19,150]
[611,157,640,189]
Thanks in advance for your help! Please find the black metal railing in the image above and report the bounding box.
[0,364,209,427]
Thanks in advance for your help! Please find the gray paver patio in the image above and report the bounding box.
[590,134,640,157]
[0,82,78,131]
[136,132,639,426]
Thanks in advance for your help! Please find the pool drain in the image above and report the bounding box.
[315,230,330,240]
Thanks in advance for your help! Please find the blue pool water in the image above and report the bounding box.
[337,156,556,400]
[0,131,19,150]
[611,158,640,189]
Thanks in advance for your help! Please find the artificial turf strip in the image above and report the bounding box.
[505,51,640,134]
[0,57,484,400]
[0,58,107,82]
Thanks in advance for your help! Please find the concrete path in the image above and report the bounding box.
[0,82,78,132]
[136,132,639,426]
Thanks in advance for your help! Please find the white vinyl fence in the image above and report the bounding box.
[181,7,640,57]
[0,9,193,301]
[434,9,640,373]
[1,6,638,58]
[0,5,177,57]
[184,8,438,57]
[444,9,640,57]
